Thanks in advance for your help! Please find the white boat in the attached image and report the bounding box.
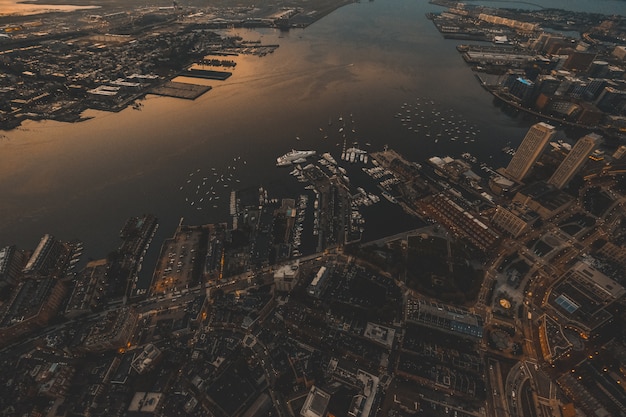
[322,152,337,165]
[276,149,316,166]
[381,191,398,204]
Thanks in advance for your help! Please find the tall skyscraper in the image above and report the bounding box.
[548,133,601,189]
[505,122,556,182]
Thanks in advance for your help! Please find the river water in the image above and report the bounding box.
[0,0,621,265]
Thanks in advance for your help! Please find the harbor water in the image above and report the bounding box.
[0,0,617,278]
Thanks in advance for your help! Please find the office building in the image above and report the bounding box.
[505,122,556,182]
[548,133,601,189]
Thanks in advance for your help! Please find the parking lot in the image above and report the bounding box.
[150,227,203,295]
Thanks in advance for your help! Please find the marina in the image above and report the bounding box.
[177,156,248,212]
[395,97,481,145]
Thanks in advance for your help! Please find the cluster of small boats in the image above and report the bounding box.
[395,97,481,144]
[179,156,246,211]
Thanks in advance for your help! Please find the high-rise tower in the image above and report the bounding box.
[505,122,556,182]
[548,133,601,189]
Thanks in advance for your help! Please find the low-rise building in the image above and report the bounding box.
[406,298,484,340]
[512,182,574,219]
[423,193,499,251]
[131,343,162,374]
[83,307,138,352]
[492,203,538,238]
[274,261,300,292]
[300,386,331,417]
[547,261,625,335]
[307,265,330,298]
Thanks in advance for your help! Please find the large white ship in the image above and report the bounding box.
[276,149,316,166]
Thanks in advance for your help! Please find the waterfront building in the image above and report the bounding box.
[505,122,556,182]
[22,234,66,277]
[0,245,25,287]
[548,133,601,189]
[477,13,538,32]
[488,175,515,195]
[548,101,580,119]
[508,77,535,104]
